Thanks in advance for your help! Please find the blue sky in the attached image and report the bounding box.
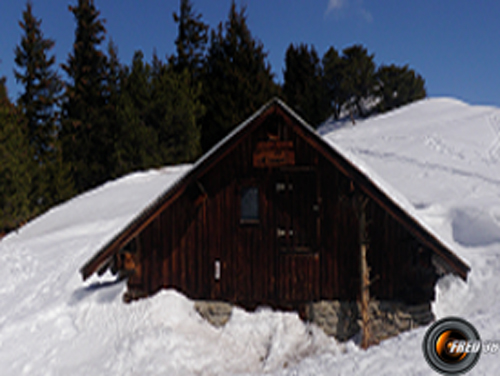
[1,0,499,106]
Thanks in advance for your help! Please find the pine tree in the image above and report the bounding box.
[153,64,202,164]
[14,1,61,161]
[171,0,209,81]
[0,78,33,232]
[114,52,203,177]
[106,40,121,93]
[104,39,122,114]
[0,77,6,100]
[201,1,277,151]
[61,0,110,192]
[113,51,158,175]
[340,45,376,118]
[14,1,73,212]
[375,64,426,113]
[283,43,328,127]
[322,46,344,120]
[103,39,123,178]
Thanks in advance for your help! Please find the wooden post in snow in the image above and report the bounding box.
[354,193,371,349]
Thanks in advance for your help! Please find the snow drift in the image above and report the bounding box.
[1,97,500,375]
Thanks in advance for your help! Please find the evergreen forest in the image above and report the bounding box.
[0,0,427,233]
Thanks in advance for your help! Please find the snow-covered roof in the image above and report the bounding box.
[322,98,500,261]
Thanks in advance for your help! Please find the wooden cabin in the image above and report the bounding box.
[80,98,469,319]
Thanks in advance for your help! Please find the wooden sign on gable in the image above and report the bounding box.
[253,141,295,168]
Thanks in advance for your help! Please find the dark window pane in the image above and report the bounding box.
[241,187,259,221]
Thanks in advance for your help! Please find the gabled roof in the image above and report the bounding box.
[80,98,470,281]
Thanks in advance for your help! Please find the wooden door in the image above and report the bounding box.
[275,170,320,303]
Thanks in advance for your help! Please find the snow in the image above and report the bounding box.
[1,97,500,375]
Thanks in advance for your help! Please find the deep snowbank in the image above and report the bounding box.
[1,98,500,375]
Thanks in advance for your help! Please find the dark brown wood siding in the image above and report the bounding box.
[125,107,438,308]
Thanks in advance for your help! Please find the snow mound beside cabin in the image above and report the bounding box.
[0,98,500,375]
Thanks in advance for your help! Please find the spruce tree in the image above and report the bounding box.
[0,77,6,99]
[104,39,122,114]
[14,1,61,161]
[171,0,208,80]
[0,78,33,232]
[201,1,277,151]
[114,52,203,177]
[114,51,158,176]
[340,45,376,118]
[153,63,202,164]
[375,64,426,113]
[322,46,344,120]
[283,43,328,127]
[103,39,123,178]
[61,0,110,192]
[14,1,73,212]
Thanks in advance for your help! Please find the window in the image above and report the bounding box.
[241,187,259,222]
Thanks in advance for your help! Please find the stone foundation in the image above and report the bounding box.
[306,301,360,341]
[194,301,233,327]
[193,299,434,345]
[307,300,434,343]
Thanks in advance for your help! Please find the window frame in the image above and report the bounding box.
[239,185,260,225]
